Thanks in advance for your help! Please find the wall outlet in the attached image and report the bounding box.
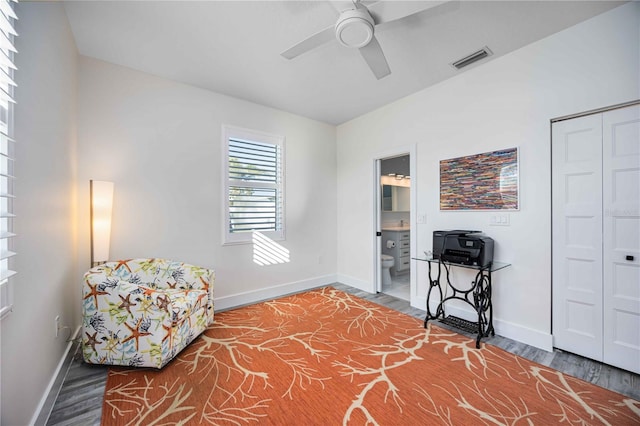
[54,315,60,338]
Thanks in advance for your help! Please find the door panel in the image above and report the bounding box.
[603,105,640,374]
[552,114,603,360]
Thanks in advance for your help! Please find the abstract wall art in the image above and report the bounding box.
[440,147,519,210]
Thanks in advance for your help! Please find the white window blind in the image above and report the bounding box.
[0,0,16,320]
[222,125,285,244]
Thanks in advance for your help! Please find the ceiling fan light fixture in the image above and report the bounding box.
[282,0,446,78]
[335,9,374,48]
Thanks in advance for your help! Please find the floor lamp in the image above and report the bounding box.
[90,180,114,268]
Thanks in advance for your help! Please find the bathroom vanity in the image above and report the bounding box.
[381,228,410,275]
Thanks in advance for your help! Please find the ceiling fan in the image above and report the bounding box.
[281,1,448,80]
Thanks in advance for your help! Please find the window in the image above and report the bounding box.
[222,125,285,244]
[0,0,16,319]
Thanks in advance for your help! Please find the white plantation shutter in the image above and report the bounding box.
[223,125,285,244]
[0,0,16,319]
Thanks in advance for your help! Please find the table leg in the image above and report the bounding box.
[424,260,443,328]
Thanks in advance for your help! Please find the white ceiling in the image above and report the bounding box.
[62,0,625,125]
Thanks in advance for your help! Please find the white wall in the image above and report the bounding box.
[0,3,78,425]
[336,3,639,350]
[76,57,337,310]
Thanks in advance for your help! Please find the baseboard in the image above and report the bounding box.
[335,274,375,293]
[215,274,338,311]
[493,316,553,352]
[31,326,82,426]
[411,294,427,312]
[339,280,554,352]
[431,304,553,352]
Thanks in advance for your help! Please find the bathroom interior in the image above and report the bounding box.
[380,155,410,301]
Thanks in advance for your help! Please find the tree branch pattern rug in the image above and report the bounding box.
[102,287,639,425]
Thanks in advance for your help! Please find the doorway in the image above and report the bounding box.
[376,154,411,301]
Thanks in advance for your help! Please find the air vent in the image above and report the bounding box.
[451,47,493,70]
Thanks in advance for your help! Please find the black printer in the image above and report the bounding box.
[433,230,494,267]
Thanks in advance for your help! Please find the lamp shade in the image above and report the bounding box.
[90,180,114,265]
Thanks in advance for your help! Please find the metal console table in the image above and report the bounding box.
[414,257,510,348]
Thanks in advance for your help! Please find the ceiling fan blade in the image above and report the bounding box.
[281,26,335,60]
[358,36,390,80]
[367,1,449,24]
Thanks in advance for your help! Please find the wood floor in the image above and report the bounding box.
[45,283,639,425]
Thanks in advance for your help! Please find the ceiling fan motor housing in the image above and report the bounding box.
[335,9,375,49]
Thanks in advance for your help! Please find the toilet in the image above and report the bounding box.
[381,254,394,287]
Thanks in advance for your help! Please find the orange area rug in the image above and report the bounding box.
[102,287,639,425]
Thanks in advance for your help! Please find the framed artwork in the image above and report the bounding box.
[440,147,519,210]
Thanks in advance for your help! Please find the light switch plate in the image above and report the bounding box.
[490,214,510,226]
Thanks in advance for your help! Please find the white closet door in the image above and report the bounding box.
[603,105,640,374]
[552,114,603,360]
